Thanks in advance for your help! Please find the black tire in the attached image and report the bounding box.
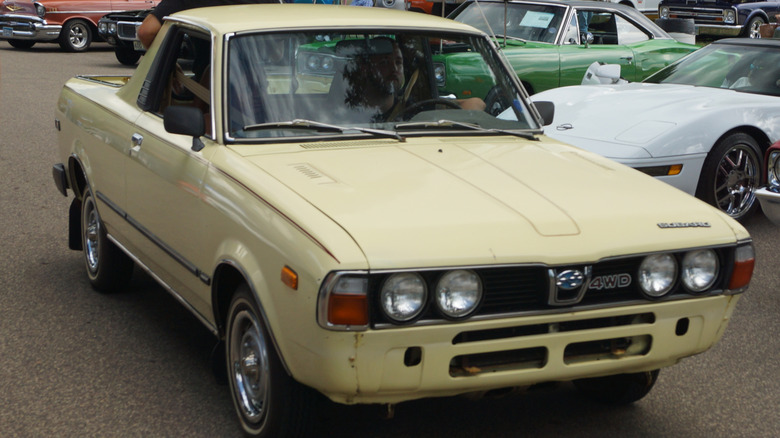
[574,369,660,405]
[80,188,134,292]
[8,39,35,49]
[744,16,766,39]
[226,285,316,437]
[696,132,762,221]
[115,46,141,66]
[59,19,92,52]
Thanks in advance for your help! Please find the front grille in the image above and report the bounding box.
[369,247,733,328]
[667,7,729,24]
[117,22,139,40]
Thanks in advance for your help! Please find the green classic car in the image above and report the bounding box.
[441,0,697,98]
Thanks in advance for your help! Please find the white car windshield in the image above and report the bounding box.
[225,30,538,141]
[645,42,780,96]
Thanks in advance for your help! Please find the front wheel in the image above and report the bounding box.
[81,188,133,292]
[115,46,141,66]
[226,285,315,437]
[59,19,92,52]
[574,369,660,404]
[744,16,766,38]
[696,132,762,221]
[8,39,35,49]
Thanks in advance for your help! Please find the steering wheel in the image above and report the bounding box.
[400,98,462,118]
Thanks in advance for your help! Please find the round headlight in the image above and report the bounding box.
[98,22,107,33]
[768,150,780,187]
[108,23,117,34]
[320,55,334,71]
[434,63,446,86]
[307,55,321,71]
[681,250,719,292]
[435,270,482,319]
[380,273,427,322]
[35,4,45,17]
[638,254,677,298]
[659,6,669,19]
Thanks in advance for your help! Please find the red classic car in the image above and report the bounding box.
[1,0,158,51]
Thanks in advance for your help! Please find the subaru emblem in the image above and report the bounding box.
[556,270,584,290]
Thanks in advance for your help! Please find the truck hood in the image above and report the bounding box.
[532,83,774,158]
[234,136,740,268]
[1,1,36,16]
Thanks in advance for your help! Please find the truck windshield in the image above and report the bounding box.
[225,29,538,141]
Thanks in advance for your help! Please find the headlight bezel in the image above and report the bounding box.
[638,253,678,298]
[681,249,719,293]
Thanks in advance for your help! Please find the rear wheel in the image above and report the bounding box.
[226,285,315,437]
[574,369,660,404]
[696,132,761,221]
[59,19,92,52]
[8,39,35,49]
[81,187,133,292]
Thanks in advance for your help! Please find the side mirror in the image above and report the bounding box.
[580,31,594,47]
[163,105,206,151]
[582,62,624,85]
[533,101,555,126]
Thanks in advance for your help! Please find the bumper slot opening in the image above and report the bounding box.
[564,335,652,365]
[452,313,655,345]
[449,347,547,377]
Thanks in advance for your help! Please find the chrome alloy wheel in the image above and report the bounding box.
[83,196,101,275]
[68,22,89,50]
[229,308,271,424]
[714,144,759,219]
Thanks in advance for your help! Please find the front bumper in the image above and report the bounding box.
[292,295,740,404]
[0,15,61,41]
[756,186,780,225]
[695,24,743,37]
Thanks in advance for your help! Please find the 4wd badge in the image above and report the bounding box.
[589,274,632,290]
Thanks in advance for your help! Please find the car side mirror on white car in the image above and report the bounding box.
[581,62,628,85]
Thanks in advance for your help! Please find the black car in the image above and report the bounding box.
[97,9,152,65]
[659,0,780,38]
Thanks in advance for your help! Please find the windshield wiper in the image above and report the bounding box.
[396,119,536,140]
[243,119,404,141]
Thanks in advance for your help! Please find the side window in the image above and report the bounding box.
[138,25,212,129]
[582,11,618,45]
[563,14,580,44]
[615,15,649,45]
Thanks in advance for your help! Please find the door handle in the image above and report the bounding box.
[620,56,634,62]
[130,133,143,156]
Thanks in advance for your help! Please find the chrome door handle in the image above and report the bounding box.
[130,133,143,156]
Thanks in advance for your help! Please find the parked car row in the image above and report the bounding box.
[51,4,761,437]
[0,0,159,51]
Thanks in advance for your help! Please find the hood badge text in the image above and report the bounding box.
[658,222,711,229]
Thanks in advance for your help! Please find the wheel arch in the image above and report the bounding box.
[715,126,771,181]
[211,259,294,376]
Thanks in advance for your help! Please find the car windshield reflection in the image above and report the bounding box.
[645,42,780,96]
[226,30,537,141]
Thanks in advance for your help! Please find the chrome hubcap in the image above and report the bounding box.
[69,24,88,49]
[84,199,100,274]
[230,308,270,423]
[714,145,759,219]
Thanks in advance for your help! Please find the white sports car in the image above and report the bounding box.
[532,38,780,221]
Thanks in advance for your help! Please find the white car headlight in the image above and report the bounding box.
[639,254,677,298]
[435,270,482,318]
[380,273,427,322]
[659,6,669,19]
[768,150,780,187]
[681,250,719,292]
